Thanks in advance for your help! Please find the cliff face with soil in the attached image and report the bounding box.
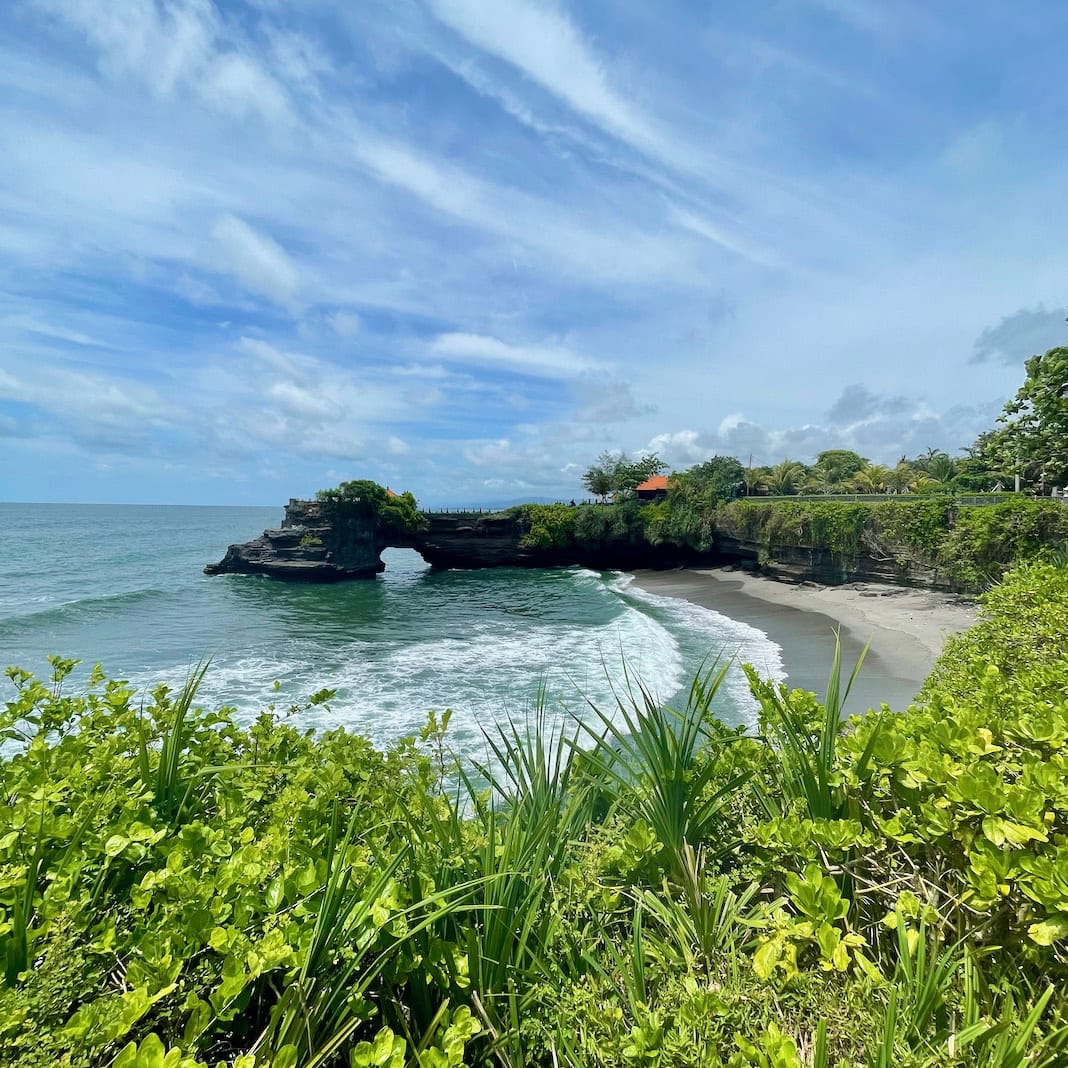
[713,533,953,590]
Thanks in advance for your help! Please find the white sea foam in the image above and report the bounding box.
[127,585,687,758]
[117,565,779,760]
[310,593,686,750]
[604,572,786,728]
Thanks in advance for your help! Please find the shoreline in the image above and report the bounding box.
[630,567,978,715]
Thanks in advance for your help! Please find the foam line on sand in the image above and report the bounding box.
[629,568,977,716]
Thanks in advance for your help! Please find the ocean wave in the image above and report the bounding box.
[605,572,786,727]
[0,586,170,629]
[318,596,685,749]
[122,594,686,759]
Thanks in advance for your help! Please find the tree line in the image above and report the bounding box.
[583,342,1068,502]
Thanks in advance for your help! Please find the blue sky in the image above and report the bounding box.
[1,0,1066,505]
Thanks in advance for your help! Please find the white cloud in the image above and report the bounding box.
[212,215,300,307]
[669,207,780,269]
[426,0,662,157]
[237,337,300,375]
[328,311,361,337]
[5,0,1067,504]
[267,380,343,420]
[717,413,745,437]
[2,315,107,348]
[31,0,291,123]
[430,332,601,378]
[349,131,697,286]
[802,0,896,34]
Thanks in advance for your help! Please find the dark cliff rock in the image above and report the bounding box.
[207,499,957,590]
[206,503,700,581]
[205,499,386,581]
[713,533,954,591]
[415,513,694,570]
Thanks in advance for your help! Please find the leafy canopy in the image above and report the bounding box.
[984,345,1068,487]
[581,451,666,500]
[315,479,423,534]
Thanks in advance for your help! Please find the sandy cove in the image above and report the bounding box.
[631,567,978,716]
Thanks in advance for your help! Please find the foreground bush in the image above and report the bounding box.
[2,563,1067,1065]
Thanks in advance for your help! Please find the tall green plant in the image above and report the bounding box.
[575,661,750,878]
[746,634,875,822]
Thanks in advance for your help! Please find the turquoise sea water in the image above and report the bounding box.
[0,504,784,756]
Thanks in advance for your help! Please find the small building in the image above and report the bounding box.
[385,487,400,499]
[635,474,669,502]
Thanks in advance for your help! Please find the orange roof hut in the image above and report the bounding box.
[635,474,669,501]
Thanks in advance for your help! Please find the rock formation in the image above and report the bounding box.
[205,499,388,581]
[714,532,953,590]
[206,498,956,589]
[206,501,694,581]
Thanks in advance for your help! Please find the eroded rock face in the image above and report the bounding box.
[414,512,697,570]
[204,499,386,581]
[206,504,696,581]
[714,534,953,590]
[207,500,957,589]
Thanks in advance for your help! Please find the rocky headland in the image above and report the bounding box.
[205,498,388,581]
[205,500,693,581]
[205,497,963,588]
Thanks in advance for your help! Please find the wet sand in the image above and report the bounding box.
[631,567,977,716]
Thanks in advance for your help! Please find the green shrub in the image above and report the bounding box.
[510,503,577,550]
[3,561,1068,1064]
[315,480,425,536]
[937,498,1068,588]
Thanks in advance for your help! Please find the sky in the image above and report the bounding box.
[1,0,1066,506]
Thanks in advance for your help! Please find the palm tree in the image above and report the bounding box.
[802,465,839,495]
[767,460,805,495]
[850,463,890,494]
[914,446,941,471]
[885,463,915,494]
[926,453,957,484]
[741,466,767,496]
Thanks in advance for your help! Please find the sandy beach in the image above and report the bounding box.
[631,567,978,715]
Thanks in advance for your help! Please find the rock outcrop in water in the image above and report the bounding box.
[205,500,693,581]
[205,499,388,581]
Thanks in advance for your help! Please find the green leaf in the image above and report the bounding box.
[139,1034,166,1068]
[272,1044,298,1068]
[753,938,782,981]
[1028,915,1068,946]
[105,834,132,857]
[265,876,284,910]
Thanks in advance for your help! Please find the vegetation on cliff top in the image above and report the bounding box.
[2,560,1068,1066]
[504,495,1068,589]
[509,347,1068,587]
[714,496,1068,588]
[314,480,424,537]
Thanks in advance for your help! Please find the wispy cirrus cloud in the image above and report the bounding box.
[429,332,601,378]
[425,0,664,158]
[1,0,1067,505]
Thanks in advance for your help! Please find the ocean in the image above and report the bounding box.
[0,503,784,757]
